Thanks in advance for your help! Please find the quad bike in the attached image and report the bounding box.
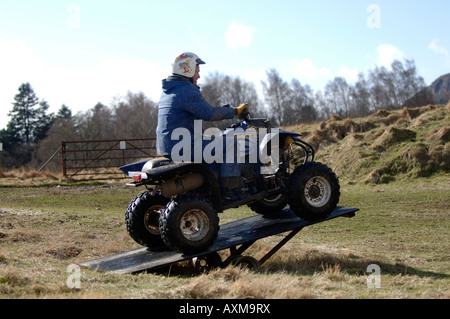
[119,109,340,255]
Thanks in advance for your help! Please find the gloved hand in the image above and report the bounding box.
[234,103,249,116]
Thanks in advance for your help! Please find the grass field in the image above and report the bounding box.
[0,174,448,299]
[1,104,449,299]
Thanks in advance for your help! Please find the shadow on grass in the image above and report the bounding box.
[142,251,449,280]
[262,251,449,279]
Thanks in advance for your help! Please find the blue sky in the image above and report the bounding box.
[0,0,449,130]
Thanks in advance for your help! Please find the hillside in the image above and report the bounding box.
[285,103,450,184]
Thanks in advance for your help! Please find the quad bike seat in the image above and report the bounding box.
[141,158,211,184]
[142,157,173,171]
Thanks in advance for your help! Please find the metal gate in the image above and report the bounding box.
[61,138,156,180]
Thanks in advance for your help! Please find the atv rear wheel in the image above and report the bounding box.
[125,191,169,249]
[248,193,288,216]
[159,196,219,254]
[288,162,340,221]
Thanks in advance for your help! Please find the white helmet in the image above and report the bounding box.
[172,52,205,78]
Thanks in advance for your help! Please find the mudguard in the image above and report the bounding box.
[119,159,148,176]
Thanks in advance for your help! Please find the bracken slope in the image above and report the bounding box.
[283,103,450,184]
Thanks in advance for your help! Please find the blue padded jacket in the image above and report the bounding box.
[156,75,236,156]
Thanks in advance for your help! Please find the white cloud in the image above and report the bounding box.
[375,44,405,68]
[0,36,167,130]
[39,57,166,114]
[0,37,46,129]
[337,66,359,83]
[289,58,332,80]
[225,21,255,50]
[429,39,449,56]
[241,68,267,101]
[284,59,361,90]
[429,38,450,67]
[283,58,332,90]
[98,57,167,101]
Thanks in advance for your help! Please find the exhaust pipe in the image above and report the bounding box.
[161,173,204,198]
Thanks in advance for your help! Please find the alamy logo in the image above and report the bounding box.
[171,120,280,174]
[66,264,81,289]
[367,264,381,289]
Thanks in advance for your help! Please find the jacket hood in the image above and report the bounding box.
[162,74,193,94]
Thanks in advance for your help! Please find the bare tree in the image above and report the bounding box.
[201,72,264,128]
[74,103,113,141]
[325,77,353,117]
[314,91,329,121]
[393,59,427,107]
[351,73,371,117]
[261,69,291,126]
[200,71,223,106]
[113,91,158,138]
[291,79,317,123]
[367,59,427,111]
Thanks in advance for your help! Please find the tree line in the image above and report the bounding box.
[260,59,432,126]
[0,58,436,171]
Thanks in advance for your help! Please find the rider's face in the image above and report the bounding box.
[193,65,200,86]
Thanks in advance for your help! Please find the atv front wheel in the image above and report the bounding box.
[125,191,169,249]
[288,162,340,221]
[159,196,219,254]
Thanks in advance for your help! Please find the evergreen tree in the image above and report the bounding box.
[1,83,57,168]
[57,104,73,120]
[33,100,55,142]
[8,82,40,144]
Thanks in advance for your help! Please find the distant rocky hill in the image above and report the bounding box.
[404,73,450,107]
[430,73,450,104]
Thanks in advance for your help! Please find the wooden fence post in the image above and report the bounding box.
[61,142,67,177]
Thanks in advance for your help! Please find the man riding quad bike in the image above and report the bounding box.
[119,52,340,255]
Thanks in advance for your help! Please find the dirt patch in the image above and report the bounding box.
[45,246,83,260]
[436,127,450,142]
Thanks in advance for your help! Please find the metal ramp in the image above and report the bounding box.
[79,207,358,274]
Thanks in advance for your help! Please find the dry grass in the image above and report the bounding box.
[160,267,315,299]
[0,177,448,300]
[0,168,65,186]
[0,167,127,187]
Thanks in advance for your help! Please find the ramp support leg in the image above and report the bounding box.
[259,227,302,266]
[222,227,303,269]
